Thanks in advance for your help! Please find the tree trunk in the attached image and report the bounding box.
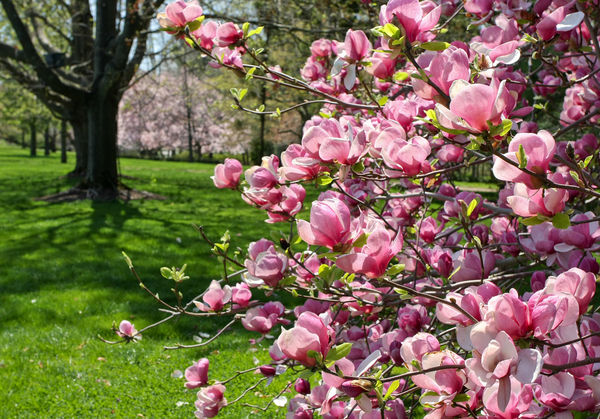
[85,90,119,200]
[60,119,67,164]
[69,114,88,177]
[44,126,50,156]
[29,122,36,157]
[50,125,56,152]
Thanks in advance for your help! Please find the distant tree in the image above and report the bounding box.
[118,69,250,158]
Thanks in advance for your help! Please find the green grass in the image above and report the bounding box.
[0,142,292,418]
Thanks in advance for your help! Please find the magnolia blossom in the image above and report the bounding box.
[336,223,403,278]
[185,358,209,389]
[277,312,331,367]
[379,0,442,43]
[435,79,515,133]
[241,302,288,334]
[212,158,242,189]
[194,280,232,312]
[157,0,203,33]
[194,384,226,418]
[492,130,556,188]
[116,320,141,341]
[297,197,361,250]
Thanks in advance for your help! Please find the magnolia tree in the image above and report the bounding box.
[118,71,250,157]
[105,0,600,417]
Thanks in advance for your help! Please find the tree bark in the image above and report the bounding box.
[29,122,36,157]
[69,108,88,177]
[44,126,50,156]
[85,90,119,200]
[60,119,67,163]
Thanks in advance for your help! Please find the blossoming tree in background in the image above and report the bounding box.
[118,70,250,158]
[106,0,600,417]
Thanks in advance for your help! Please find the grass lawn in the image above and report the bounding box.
[0,142,294,418]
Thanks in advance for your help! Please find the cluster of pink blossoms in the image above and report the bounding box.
[115,0,600,417]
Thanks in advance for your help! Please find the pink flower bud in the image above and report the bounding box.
[185,358,209,389]
[215,22,243,47]
[194,384,226,418]
[212,158,242,189]
[294,378,311,395]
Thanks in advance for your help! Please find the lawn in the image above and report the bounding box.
[0,142,293,418]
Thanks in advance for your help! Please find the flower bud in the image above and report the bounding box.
[294,378,311,395]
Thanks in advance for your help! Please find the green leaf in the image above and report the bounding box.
[453,393,471,403]
[353,233,369,248]
[306,350,323,364]
[377,96,389,106]
[386,264,405,276]
[521,215,548,226]
[393,71,410,81]
[384,380,400,400]
[552,213,571,229]
[466,198,479,217]
[516,144,528,169]
[242,22,250,37]
[247,26,264,37]
[352,161,365,173]
[238,88,248,101]
[498,119,512,136]
[122,251,133,269]
[316,173,333,186]
[583,155,593,168]
[245,67,256,80]
[380,23,400,38]
[420,41,450,51]
[325,343,353,362]
[160,267,172,279]
[186,16,204,32]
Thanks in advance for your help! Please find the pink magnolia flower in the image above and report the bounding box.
[192,20,217,50]
[212,158,243,189]
[310,39,334,57]
[297,197,361,250]
[418,216,442,243]
[400,332,440,364]
[194,280,232,311]
[484,289,531,339]
[412,350,467,409]
[185,358,209,389]
[241,302,288,334]
[277,311,331,367]
[116,320,141,341]
[436,282,501,326]
[379,0,442,43]
[318,126,368,167]
[279,144,326,182]
[367,52,397,79]
[451,249,495,282]
[506,180,568,217]
[463,0,492,17]
[492,130,556,189]
[443,191,484,220]
[342,29,371,62]
[412,46,470,101]
[465,325,542,411]
[435,79,515,133]
[214,22,243,47]
[381,135,431,176]
[557,212,600,251]
[527,291,579,338]
[244,239,288,287]
[194,384,227,418]
[265,184,306,223]
[157,1,203,34]
[336,223,403,278]
[545,268,596,316]
[231,283,251,307]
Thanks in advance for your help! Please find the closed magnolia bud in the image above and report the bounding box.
[294,378,311,395]
[259,365,276,377]
[341,379,373,398]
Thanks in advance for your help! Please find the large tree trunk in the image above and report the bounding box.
[69,110,88,177]
[29,122,36,157]
[44,126,50,156]
[85,90,119,200]
[60,119,67,164]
